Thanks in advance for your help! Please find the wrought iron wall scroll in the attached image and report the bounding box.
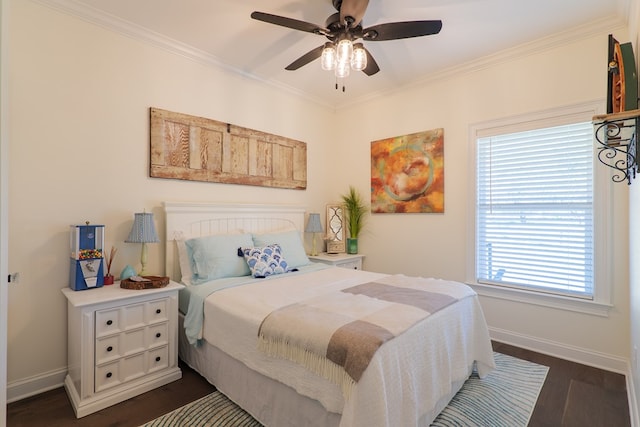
[593,109,639,184]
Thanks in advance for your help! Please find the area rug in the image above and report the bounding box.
[431,352,548,426]
[141,352,548,427]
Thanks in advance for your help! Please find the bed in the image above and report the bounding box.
[164,201,495,427]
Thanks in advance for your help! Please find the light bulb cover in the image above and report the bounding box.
[321,43,336,71]
[336,39,353,65]
[351,43,367,71]
[335,60,351,78]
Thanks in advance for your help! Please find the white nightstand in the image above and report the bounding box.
[308,252,365,270]
[61,281,184,418]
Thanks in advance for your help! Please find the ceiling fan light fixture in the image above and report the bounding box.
[252,4,443,88]
[351,43,367,71]
[336,39,353,65]
[321,43,336,70]
[335,60,351,78]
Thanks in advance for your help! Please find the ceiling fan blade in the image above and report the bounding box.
[251,11,326,35]
[337,0,369,27]
[362,47,380,76]
[363,20,442,41]
[285,45,325,70]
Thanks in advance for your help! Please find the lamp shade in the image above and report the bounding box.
[305,213,323,233]
[125,212,160,243]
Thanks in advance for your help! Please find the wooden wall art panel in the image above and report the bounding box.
[150,108,307,189]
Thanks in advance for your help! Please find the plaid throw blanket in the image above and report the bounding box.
[257,274,473,398]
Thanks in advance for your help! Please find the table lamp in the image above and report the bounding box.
[305,213,323,256]
[125,211,160,276]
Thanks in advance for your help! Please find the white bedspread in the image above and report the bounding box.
[201,266,495,427]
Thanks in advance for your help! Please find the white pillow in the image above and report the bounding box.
[176,239,195,285]
[252,229,310,268]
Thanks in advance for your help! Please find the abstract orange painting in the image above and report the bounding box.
[371,128,444,213]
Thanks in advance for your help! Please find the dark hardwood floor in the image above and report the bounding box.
[6,360,216,427]
[7,342,631,427]
[492,342,630,427]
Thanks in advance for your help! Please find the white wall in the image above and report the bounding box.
[7,0,634,402]
[631,129,640,423]
[627,0,640,423]
[0,0,8,421]
[332,29,631,367]
[7,0,335,396]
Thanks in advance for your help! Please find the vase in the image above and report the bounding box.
[347,238,358,254]
[103,275,114,285]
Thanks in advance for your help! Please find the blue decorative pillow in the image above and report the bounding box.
[239,244,293,278]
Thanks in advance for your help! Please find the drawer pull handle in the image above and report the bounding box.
[106,320,113,326]
[106,372,112,378]
[155,333,161,338]
[156,309,162,314]
[155,356,161,362]
[107,346,113,352]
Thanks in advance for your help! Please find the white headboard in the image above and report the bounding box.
[163,201,307,282]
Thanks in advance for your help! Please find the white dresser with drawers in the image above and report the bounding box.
[62,281,183,417]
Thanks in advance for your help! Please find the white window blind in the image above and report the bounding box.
[476,121,594,298]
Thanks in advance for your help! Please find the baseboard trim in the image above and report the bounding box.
[490,327,629,374]
[7,367,66,403]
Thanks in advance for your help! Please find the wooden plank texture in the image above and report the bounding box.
[150,108,307,189]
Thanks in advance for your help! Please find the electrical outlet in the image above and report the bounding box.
[7,272,19,284]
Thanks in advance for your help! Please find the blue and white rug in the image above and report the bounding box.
[431,352,548,426]
[142,352,548,427]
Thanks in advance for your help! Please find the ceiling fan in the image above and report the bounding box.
[251,0,442,85]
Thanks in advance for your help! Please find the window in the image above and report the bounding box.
[468,103,612,314]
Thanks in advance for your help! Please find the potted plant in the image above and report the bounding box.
[341,186,368,254]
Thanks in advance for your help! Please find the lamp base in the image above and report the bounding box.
[310,233,319,256]
[139,242,151,276]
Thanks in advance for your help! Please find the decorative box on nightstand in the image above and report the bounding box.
[61,281,184,418]
[308,252,364,270]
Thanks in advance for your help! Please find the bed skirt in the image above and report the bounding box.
[178,314,466,427]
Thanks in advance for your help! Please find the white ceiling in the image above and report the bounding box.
[39,0,629,108]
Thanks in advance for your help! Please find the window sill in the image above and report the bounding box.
[467,282,612,317]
